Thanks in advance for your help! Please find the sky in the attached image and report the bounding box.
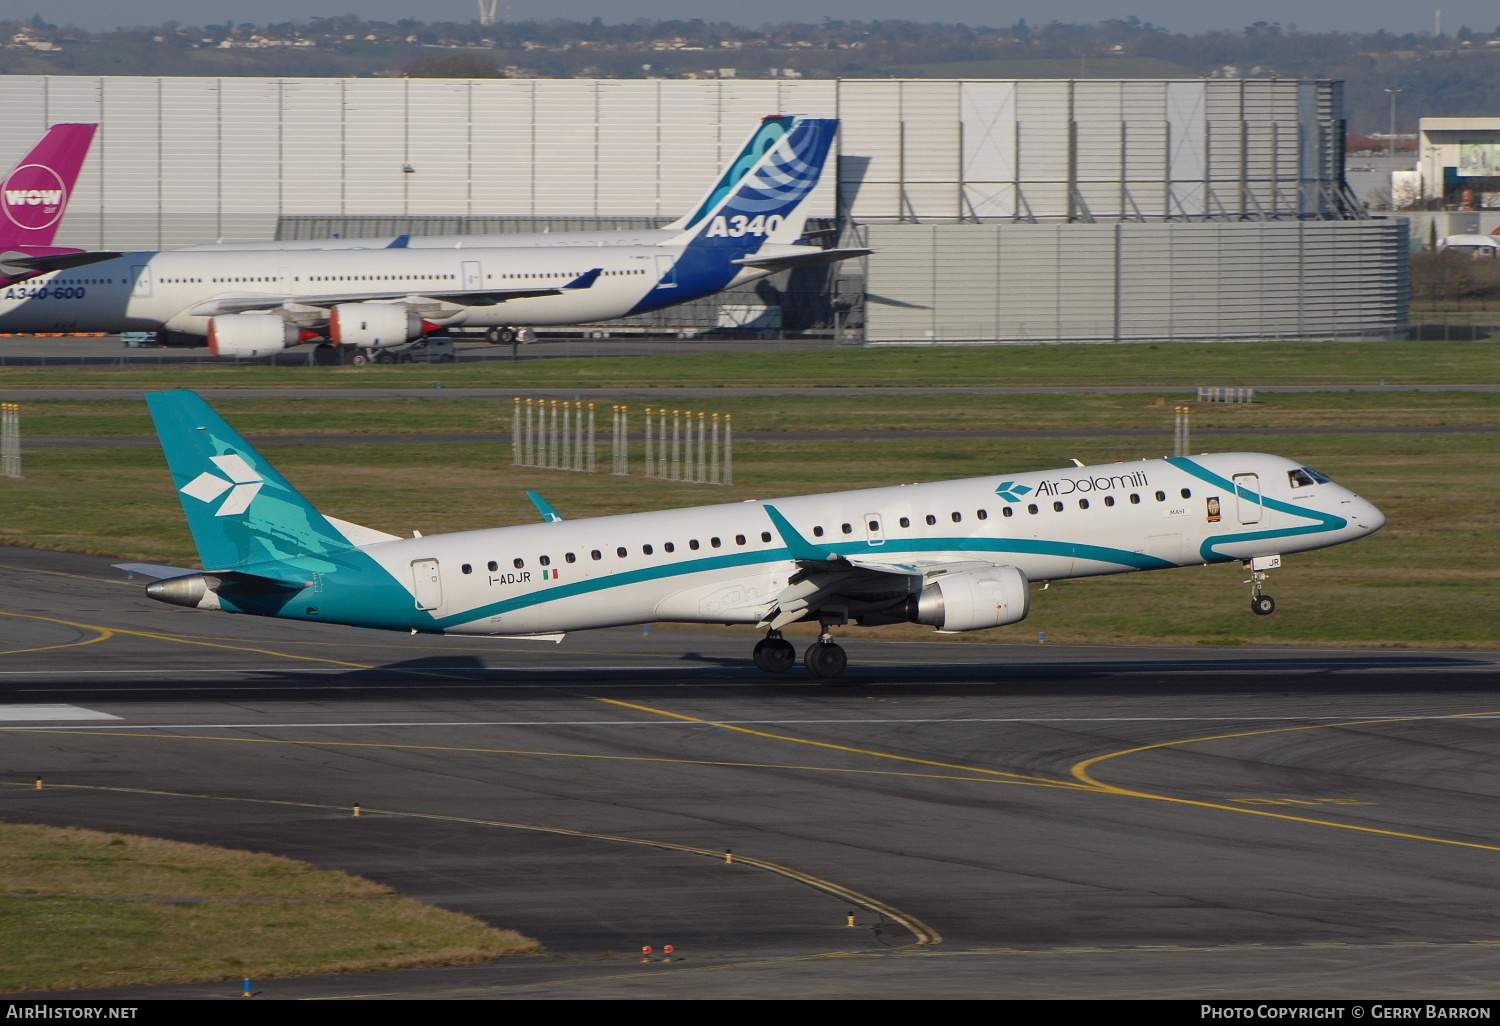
[2,1,1494,37]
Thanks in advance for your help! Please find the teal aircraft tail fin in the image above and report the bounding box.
[147,390,353,572]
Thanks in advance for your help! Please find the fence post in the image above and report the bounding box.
[697,412,706,483]
[671,410,681,481]
[561,401,572,471]
[512,397,521,465]
[723,413,732,486]
[524,398,535,467]
[587,402,596,473]
[619,405,628,477]
[711,413,720,484]
[642,407,653,478]
[658,408,667,479]
[682,410,694,482]
[1,402,20,479]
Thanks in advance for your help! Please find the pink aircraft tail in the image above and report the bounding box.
[0,123,96,249]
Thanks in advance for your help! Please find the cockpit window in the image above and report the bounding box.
[1288,467,1331,488]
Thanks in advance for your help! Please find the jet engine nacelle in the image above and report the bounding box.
[328,303,423,348]
[207,314,302,358]
[913,565,1031,632]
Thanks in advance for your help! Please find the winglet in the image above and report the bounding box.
[564,267,603,290]
[763,504,828,560]
[526,491,565,523]
[386,234,410,249]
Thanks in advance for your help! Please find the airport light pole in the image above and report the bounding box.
[1385,87,1402,167]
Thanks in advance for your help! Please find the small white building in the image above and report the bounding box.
[1418,117,1500,206]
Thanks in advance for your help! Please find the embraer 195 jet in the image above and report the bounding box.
[0,116,861,359]
[120,392,1387,679]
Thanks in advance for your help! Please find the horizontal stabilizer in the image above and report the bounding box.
[732,247,871,273]
[0,249,123,280]
[113,562,198,581]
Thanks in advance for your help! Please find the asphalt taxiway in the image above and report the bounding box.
[2,545,1498,999]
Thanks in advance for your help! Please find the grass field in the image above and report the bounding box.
[2,339,1498,389]
[2,389,1495,648]
[0,820,538,993]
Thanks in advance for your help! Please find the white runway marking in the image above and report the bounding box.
[0,704,121,721]
[5,714,1497,731]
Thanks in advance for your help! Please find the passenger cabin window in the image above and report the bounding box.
[1002,507,1014,518]
[1053,501,1064,512]
[1155,491,1167,502]
[1130,493,1141,504]
[643,544,653,555]
[925,515,936,526]
[1104,496,1115,507]
[689,539,700,550]
[735,535,746,546]
[1078,499,1089,509]
[867,520,879,531]
[591,550,602,560]
[461,564,472,574]
[1028,504,1039,515]
[813,527,824,537]
[760,532,772,543]
[710,537,721,548]
[565,552,577,563]
[1180,488,1192,499]
[487,561,498,572]
[539,555,551,566]
[841,523,852,535]
[664,542,675,553]
[951,512,962,523]
[616,547,627,558]
[899,517,910,528]
[513,558,524,568]
[977,510,988,520]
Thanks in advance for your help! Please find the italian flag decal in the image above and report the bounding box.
[543,569,560,580]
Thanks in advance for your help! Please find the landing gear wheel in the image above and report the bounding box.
[488,326,517,345]
[804,641,847,679]
[1251,595,1276,616]
[374,350,395,364]
[349,350,372,366]
[752,635,796,674]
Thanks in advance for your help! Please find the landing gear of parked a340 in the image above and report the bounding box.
[803,629,848,680]
[752,631,796,674]
[486,326,517,345]
[1245,555,1280,616]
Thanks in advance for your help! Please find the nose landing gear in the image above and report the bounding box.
[752,631,796,674]
[1244,555,1281,616]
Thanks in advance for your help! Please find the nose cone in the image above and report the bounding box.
[1355,497,1386,534]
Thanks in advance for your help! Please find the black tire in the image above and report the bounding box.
[374,350,394,364]
[439,354,455,363]
[1251,595,1276,616]
[496,326,517,345]
[753,638,795,674]
[804,641,847,679]
[313,344,340,367]
[350,351,371,366]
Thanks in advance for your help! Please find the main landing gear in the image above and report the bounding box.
[752,631,796,674]
[751,628,848,678]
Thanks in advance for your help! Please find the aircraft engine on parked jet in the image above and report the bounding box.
[207,314,306,358]
[912,565,1031,631]
[329,303,434,348]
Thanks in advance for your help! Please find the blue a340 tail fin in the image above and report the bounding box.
[664,115,796,234]
[147,390,353,572]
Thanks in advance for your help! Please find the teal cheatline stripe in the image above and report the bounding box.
[1166,457,1347,562]
[433,533,1174,629]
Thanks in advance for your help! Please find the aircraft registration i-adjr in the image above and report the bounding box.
[0,115,865,360]
[119,392,1387,679]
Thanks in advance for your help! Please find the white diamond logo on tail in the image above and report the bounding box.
[180,453,264,516]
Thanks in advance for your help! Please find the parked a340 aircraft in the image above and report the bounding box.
[120,392,1387,678]
[0,116,862,360]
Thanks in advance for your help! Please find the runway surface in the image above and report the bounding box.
[2,545,1498,999]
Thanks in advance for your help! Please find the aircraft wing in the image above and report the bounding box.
[186,267,604,317]
[731,247,871,273]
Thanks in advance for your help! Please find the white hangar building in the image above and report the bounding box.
[0,75,1406,343]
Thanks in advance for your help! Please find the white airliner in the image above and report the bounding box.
[121,391,1387,679]
[0,116,861,359]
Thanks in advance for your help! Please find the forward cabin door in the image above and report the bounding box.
[410,559,443,610]
[1232,473,1263,524]
[462,261,482,290]
[864,513,885,546]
